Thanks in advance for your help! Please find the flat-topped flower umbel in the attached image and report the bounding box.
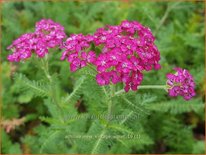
[7,19,66,62]
[61,20,161,92]
[166,68,196,100]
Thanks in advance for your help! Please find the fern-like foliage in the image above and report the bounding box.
[61,93,157,154]
[61,76,86,105]
[147,98,204,114]
[13,73,49,97]
[11,73,205,154]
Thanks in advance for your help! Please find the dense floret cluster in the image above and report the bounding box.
[60,34,96,71]
[61,20,161,91]
[7,19,196,98]
[166,68,196,100]
[7,19,66,62]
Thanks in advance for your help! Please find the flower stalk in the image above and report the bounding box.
[115,85,167,96]
[41,57,65,123]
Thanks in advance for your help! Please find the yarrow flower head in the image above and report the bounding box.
[166,68,196,100]
[7,19,66,62]
[7,33,35,62]
[60,34,96,72]
[35,19,66,49]
[62,20,161,92]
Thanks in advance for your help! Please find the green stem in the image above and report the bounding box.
[41,58,51,82]
[91,85,113,154]
[102,86,109,98]
[138,85,166,89]
[154,2,181,36]
[107,84,115,123]
[120,111,133,125]
[91,129,107,154]
[115,85,167,96]
[40,57,65,123]
[110,84,115,97]
[87,63,97,73]
[106,84,116,122]
[107,99,112,122]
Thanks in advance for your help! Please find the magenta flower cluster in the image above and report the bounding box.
[166,68,196,100]
[7,19,196,100]
[60,34,96,72]
[61,20,161,92]
[7,19,66,62]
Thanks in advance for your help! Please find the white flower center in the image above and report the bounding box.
[122,63,127,68]
[111,56,116,60]
[101,60,106,66]
[101,36,106,41]
[124,23,129,27]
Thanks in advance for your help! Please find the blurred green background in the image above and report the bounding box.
[1,0,205,154]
